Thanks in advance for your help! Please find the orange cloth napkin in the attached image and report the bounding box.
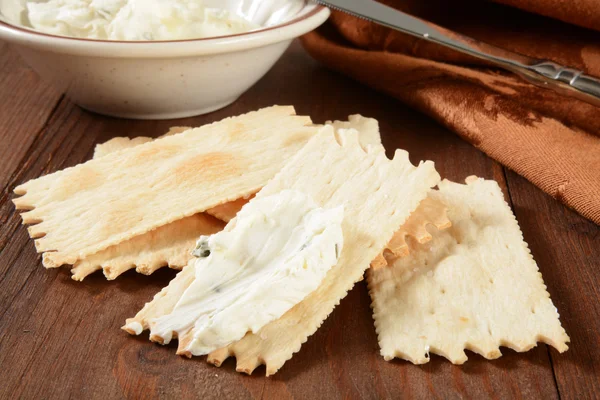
[301,0,600,225]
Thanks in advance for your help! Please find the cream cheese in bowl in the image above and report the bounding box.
[2,0,306,40]
[23,0,259,40]
[0,0,329,119]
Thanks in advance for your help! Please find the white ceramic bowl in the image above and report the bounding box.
[0,3,329,119]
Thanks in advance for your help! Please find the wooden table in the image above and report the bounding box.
[1,41,599,400]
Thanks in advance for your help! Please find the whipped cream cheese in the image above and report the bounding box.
[148,189,344,355]
[16,0,259,40]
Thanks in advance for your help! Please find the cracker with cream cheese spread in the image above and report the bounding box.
[116,115,380,312]
[367,176,569,364]
[13,106,316,268]
[123,259,198,335]
[124,125,440,375]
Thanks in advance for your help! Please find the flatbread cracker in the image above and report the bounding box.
[92,126,191,159]
[125,126,439,375]
[93,129,250,224]
[71,213,224,281]
[94,118,379,223]
[69,134,245,281]
[367,177,569,364]
[327,114,381,149]
[74,117,375,281]
[93,136,153,159]
[121,115,383,328]
[13,106,316,268]
[204,129,439,375]
[331,115,451,269]
[123,259,198,336]
[204,197,251,223]
[371,196,451,269]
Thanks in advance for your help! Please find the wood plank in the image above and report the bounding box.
[505,170,600,400]
[0,43,63,192]
[0,41,565,399]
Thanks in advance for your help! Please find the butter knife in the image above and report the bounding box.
[314,0,600,108]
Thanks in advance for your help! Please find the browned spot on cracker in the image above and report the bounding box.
[228,123,247,141]
[283,129,317,148]
[125,142,184,165]
[144,152,242,195]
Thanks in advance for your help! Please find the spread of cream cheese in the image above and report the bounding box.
[14,0,261,40]
[147,189,344,355]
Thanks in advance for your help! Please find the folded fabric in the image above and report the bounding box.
[301,0,600,225]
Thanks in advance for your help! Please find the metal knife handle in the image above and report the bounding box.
[520,62,600,107]
[316,0,600,108]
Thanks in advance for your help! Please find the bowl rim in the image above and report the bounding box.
[0,4,329,57]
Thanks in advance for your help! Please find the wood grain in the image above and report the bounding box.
[505,170,600,400]
[0,41,63,192]
[0,41,597,399]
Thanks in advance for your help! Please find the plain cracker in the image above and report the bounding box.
[205,197,251,223]
[69,133,246,281]
[13,106,316,268]
[71,213,224,281]
[93,136,153,159]
[371,196,451,269]
[93,128,250,223]
[92,126,191,159]
[327,114,382,149]
[367,177,569,364]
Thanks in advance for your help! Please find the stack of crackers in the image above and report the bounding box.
[13,106,569,376]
